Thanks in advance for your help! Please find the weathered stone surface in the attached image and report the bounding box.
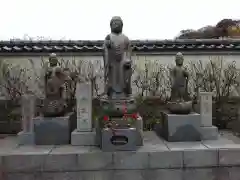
[146,169,182,180]
[17,131,35,145]
[76,82,92,132]
[80,171,114,180]
[100,128,140,151]
[214,168,231,180]
[149,150,183,169]
[71,129,96,146]
[183,149,218,168]
[2,145,52,173]
[3,154,46,173]
[40,172,78,180]
[227,167,240,180]
[6,173,40,180]
[199,92,213,127]
[113,170,146,180]
[34,113,73,145]
[202,136,240,149]
[200,126,218,140]
[162,112,201,142]
[77,148,113,170]
[141,131,168,152]
[219,148,240,166]
[44,153,78,172]
[113,151,148,170]
[166,141,206,151]
[183,168,217,180]
[21,94,35,133]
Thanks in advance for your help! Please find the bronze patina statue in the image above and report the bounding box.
[100,16,136,116]
[103,16,132,99]
[168,52,192,114]
[43,54,72,117]
[96,16,143,151]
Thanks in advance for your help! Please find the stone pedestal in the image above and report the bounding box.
[34,113,73,145]
[71,82,95,145]
[199,92,218,140]
[162,112,201,142]
[201,126,219,140]
[71,129,96,145]
[100,128,140,151]
[17,131,35,145]
[96,116,143,151]
[17,94,35,145]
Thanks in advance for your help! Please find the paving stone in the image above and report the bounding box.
[183,168,217,180]
[3,154,46,173]
[6,173,37,180]
[80,171,114,180]
[44,154,78,172]
[40,172,78,180]
[227,167,240,180]
[113,151,148,170]
[219,148,240,166]
[202,137,240,149]
[146,169,182,180]
[139,133,168,152]
[44,145,91,172]
[149,150,183,169]
[51,145,91,154]
[77,147,113,170]
[2,146,53,173]
[113,170,146,180]
[183,149,218,168]
[213,167,231,180]
[166,141,207,151]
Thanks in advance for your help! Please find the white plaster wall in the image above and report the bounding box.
[1,53,240,98]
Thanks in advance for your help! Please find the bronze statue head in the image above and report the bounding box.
[49,53,59,67]
[175,52,184,66]
[110,16,123,34]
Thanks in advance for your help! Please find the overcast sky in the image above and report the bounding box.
[1,0,240,40]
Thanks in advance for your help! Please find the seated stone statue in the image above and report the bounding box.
[168,52,192,114]
[43,54,72,117]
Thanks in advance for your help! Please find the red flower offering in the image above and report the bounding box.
[103,115,109,121]
[131,113,138,119]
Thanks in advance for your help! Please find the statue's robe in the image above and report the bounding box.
[104,33,132,97]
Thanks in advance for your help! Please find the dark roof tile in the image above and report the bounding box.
[0,39,240,53]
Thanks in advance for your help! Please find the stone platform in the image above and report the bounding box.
[0,131,240,180]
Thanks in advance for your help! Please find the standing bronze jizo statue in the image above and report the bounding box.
[168,52,192,114]
[103,16,132,99]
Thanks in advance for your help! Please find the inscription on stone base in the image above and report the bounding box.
[76,82,92,132]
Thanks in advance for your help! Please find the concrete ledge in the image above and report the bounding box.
[5,168,240,180]
[2,132,240,173]
[71,129,96,146]
[219,148,240,166]
[183,149,218,168]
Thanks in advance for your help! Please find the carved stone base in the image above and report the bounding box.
[71,129,96,146]
[161,112,201,142]
[167,101,193,114]
[98,128,143,151]
[33,113,73,145]
[100,96,137,116]
[17,131,35,145]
